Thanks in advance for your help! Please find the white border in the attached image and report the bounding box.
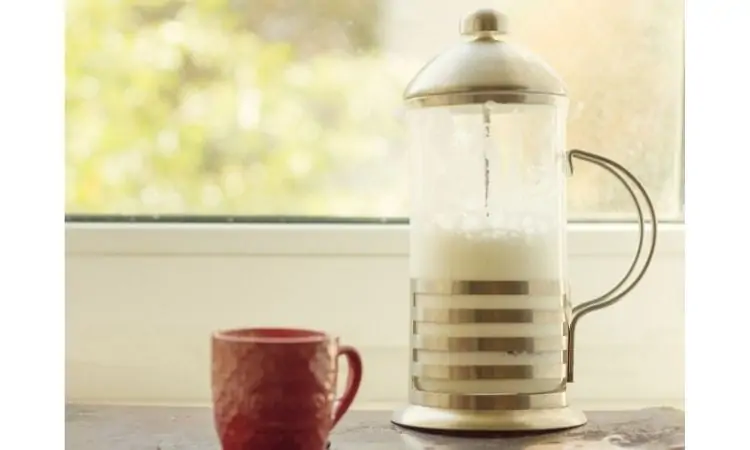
[685,0,750,448]
[0,1,64,449]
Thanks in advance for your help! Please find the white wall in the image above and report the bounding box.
[65,224,684,410]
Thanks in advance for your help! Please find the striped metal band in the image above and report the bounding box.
[412,336,567,353]
[411,363,566,380]
[413,307,564,324]
[409,390,568,410]
[411,278,562,296]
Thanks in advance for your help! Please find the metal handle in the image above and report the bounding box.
[565,149,658,382]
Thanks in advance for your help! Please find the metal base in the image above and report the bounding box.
[391,404,587,433]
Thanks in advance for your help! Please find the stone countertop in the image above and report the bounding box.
[65,404,684,450]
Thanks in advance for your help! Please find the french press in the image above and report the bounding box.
[391,9,658,432]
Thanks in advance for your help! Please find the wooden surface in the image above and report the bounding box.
[65,404,684,449]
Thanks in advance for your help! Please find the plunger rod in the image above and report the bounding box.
[483,104,491,216]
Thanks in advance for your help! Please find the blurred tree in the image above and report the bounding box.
[66,0,409,216]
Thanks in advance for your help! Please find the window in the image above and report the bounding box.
[66,0,685,409]
[66,0,683,219]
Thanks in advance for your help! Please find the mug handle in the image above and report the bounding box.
[332,345,363,427]
[565,149,658,382]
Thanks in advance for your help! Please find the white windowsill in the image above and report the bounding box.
[65,222,685,410]
[66,222,684,257]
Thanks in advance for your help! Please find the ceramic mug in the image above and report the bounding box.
[211,327,363,450]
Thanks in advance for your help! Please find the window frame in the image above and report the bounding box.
[66,221,684,257]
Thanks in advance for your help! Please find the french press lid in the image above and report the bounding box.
[403,9,567,108]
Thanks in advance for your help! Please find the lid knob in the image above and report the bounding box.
[460,9,509,37]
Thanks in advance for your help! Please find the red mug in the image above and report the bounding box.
[211,327,363,450]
